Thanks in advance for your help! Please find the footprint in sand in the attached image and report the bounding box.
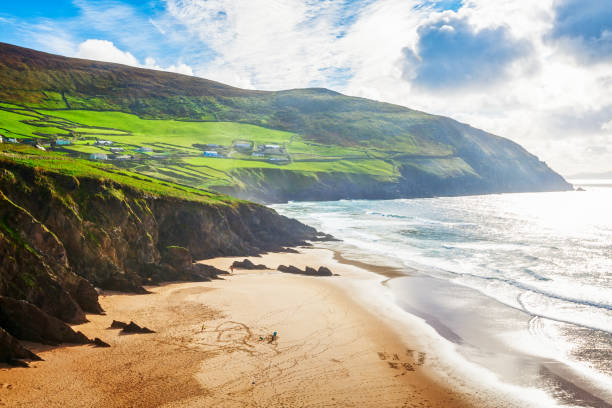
[378,350,427,373]
[417,352,426,365]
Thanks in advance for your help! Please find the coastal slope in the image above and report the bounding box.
[0,42,571,202]
[0,144,317,364]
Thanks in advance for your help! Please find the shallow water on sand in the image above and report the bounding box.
[273,183,612,408]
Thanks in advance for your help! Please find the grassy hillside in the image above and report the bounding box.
[0,42,571,202]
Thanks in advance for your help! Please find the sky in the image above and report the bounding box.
[1,0,611,176]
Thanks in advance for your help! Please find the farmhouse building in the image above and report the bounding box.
[55,138,71,146]
[204,151,219,157]
[136,147,153,152]
[233,142,251,149]
[89,153,108,160]
[95,140,113,146]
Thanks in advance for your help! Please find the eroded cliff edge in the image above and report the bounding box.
[0,160,317,364]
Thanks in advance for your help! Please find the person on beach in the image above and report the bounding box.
[230,265,234,273]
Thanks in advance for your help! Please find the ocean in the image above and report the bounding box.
[273,181,612,408]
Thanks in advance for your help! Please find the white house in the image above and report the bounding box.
[95,140,113,146]
[136,147,153,152]
[90,153,108,160]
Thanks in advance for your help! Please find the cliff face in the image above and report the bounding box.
[0,160,317,364]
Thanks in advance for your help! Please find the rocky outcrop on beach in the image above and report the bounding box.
[231,259,270,270]
[0,327,42,367]
[0,296,90,346]
[277,265,333,276]
[0,160,318,366]
[108,320,155,334]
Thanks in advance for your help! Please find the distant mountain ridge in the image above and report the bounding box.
[0,42,571,202]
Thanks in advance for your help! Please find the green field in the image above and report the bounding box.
[0,103,416,192]
[0,143,233,204]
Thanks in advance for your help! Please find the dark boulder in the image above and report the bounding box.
[192,263,228,280]
[304,266,318,275]
[277,265,333,276]
[317,266,333,276]
[109,320,127,329]
[0,327,42,367]
[277,265,304,274]
[231,259,269,270]
[101,275,149,294]
[91,337,111,347]
[121,321,155,334]
[0,296,90,345]
[311,233,340,242]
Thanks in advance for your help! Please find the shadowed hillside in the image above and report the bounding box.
[0,42,571,202]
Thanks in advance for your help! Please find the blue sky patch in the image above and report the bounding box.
[550,0,612,61]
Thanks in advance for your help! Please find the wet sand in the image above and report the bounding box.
[0,248,475,408]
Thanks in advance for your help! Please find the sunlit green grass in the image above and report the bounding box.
[0,144,234,204]
[40,110,294,148]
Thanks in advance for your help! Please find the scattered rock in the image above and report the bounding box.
[311,233,341,242]
[109,320,127,329]
[91,337,111,347]
[277,265,303,274]
[304,266,318,275]
[0,296,90,346]
[0,327,42,367]
[277,265,333,276]
[317,266,333,276]
[121,321,155,334]
[231,259,269,270]
[101,276,149,294]
[281,247,299,253]
[576,187,586,192]
[192,263,228,281]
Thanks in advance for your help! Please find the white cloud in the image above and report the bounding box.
[76,39,139,65]
[144,57,193,76]
[74,39,193,76]
[164,0,369,90]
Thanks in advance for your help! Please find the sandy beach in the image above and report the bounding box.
[0,248,476,408]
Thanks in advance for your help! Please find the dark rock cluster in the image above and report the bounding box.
[109,320,155,334]
[277,265,333,276]
[231,259,269,270]
[0,296,91,366]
